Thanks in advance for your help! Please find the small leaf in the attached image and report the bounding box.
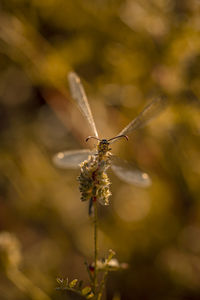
[77,280,83,290]
[82,286,91,295]
[107,249,116,261]
[56,278,63,284]
[69,279,78,288]
[86,292,94,299]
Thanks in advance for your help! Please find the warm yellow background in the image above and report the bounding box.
[0,0,200,299]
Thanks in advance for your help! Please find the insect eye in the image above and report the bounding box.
[101,139,108,144]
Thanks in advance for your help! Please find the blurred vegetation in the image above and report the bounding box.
[0,0,200,299]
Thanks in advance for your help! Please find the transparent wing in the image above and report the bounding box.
[53,149,94,169]
[68,72,99,138]
[112,96,167,141]
[111,156,151,187]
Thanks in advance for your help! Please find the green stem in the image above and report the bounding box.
[97,269,109,300]
[93,198,98,294]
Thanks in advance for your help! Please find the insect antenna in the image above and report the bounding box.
[108,135,129,143]
[86,136,101,142]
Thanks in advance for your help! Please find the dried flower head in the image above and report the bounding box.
[78,149,111,208]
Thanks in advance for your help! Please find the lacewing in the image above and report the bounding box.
[53,72,166,209]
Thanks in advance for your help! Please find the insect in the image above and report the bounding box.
[53,72,166,214]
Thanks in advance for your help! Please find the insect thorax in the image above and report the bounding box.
[97,139,111,159]
[78,142,111,206]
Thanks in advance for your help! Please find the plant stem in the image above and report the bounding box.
[93,198,98,294]
[97,269,109,300]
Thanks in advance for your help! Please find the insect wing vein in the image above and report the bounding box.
[112,96,167,140]
[53,149,93,169]
[111,156,151,187]
[68,72,99,138]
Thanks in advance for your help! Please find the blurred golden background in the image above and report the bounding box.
[0,0,200,299]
